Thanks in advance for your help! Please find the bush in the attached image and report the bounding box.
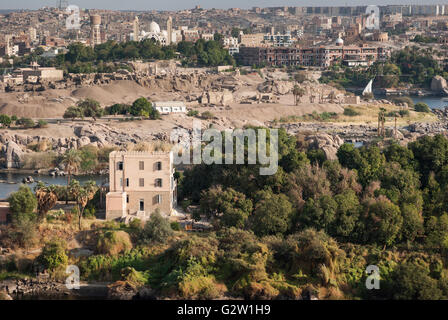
[187,110,199,117]
[141,210,173,244]
[97,230,133,256]
[399,109,410,117]
[39,240,68,271]
[0,114,11,128]
[200,111,215,120]
[343,107,361,116]
[36,120,48,128]
[170,222,181,231]
[414,102,431,113]
[16,117,35,129]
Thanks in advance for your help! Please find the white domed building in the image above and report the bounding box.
[139,21,176,46]
[149,21,161,34]
[335,37,344,46]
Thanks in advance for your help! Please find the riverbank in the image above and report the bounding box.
[0,278,109,300]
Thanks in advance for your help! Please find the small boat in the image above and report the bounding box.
[362,78,374,96]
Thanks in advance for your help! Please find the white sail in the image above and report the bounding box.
[362,79,374,96]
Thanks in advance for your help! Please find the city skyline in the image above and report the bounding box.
[0,0,446,11]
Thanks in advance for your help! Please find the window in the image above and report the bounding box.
[117,162,123,170]
[153,195,162,205]
[139,161,144,170]
[139,178,145,187]
[126,178,129,187]
[155,178,162,187]
[155,161,162,171]
[126,195,129,203]
[139,199,144,211]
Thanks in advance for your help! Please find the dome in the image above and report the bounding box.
[149,21,161,33]
[335,38,344,46]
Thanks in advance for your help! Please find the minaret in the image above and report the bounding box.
[133,16,140,41]
[167,16,173,45]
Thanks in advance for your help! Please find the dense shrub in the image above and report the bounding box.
[343,107,361,116]
[38,240,68,271]
[414,102,431,113]
[97,230,133,256]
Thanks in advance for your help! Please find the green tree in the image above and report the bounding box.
[332,189,360,239]
[400,203,424,242]
[77,98,104,121]
[361,196,403,247]
[130,97,159,119]
[200,186,253,228]
[34,182,58,221]
[16,117,35,129]
[61,149,82,203]
[63,106,83,120]
[0,114,12,128]
[292,85,306,105]
[425,213,448,249]
[300,195,337,232]
[7,185,37,220]
[391,263,444,300]
[141,209,174,243]
[69,180,98,230]
[337,144,385,187]
[251,190,293,236]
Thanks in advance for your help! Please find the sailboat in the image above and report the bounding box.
[362,78,374,96]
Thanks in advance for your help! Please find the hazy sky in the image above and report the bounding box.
[0,0,446,11]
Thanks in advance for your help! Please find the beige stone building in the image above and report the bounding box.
[239,33,265,47]
[106,151,177,221]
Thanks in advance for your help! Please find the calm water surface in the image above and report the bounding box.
[0,172,107,199]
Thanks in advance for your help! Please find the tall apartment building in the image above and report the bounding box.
[238,47,300,66]
[264,33,293,47]
[106,151,177,221]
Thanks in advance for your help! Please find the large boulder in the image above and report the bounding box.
[74,125,94,137]
[430,76,447,93]
[200,90,234,106]
[258,80,294,95]
[306,133,344,160]
[77,136,91,148]
[1,140,25,168]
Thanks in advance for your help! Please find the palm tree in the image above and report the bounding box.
[34,182,58,221]
[61,149,81,204]
[378,108,386,137]
[70,180,97,230]
[293,85,306,106]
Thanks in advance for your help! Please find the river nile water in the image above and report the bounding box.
[411,96,448,109]
[0,172,107,200]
